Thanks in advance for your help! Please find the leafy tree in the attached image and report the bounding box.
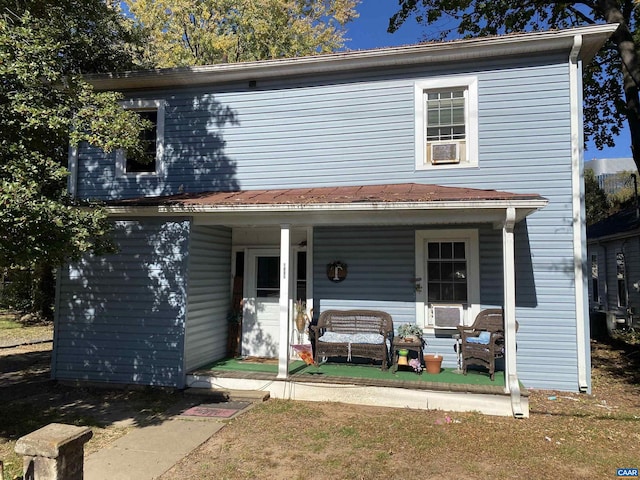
[388,1,640,173]
[605,170,639,207]
[585,168,611,224]
[123,0,359,67]
[0,2,148,318]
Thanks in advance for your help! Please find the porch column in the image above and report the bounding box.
[277,224,291,379]
[502,207,524,418]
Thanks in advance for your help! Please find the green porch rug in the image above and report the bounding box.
[201,358,505,387]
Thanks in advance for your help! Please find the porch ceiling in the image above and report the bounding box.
[106,183,548,226]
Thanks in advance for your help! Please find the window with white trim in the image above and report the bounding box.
[590,253,600,303]
[616,252,627,308]
[415,77,478,170]
[116,99,165,177]
[415,229,480,328]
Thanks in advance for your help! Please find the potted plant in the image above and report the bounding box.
[397,323,423,342]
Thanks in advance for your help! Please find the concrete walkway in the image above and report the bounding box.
[84,392,267,480]
[84,415,224,480]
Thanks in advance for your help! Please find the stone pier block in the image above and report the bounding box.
[15,423,93,480]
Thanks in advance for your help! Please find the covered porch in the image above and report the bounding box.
[108,183,547,417]
[186,357,522,417]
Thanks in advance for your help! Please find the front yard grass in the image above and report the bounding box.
[160,334,640,480]
[2,314,639,480]
[0,311,52,345]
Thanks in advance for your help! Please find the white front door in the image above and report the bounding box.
[242,249,281,357]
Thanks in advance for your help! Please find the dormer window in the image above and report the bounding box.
[415,77,478,170]
[116,99,165,177]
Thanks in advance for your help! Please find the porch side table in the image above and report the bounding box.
[391,337,424,373]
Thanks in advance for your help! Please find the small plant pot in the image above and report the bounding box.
[424,354,443,374]
[397,349,409,366]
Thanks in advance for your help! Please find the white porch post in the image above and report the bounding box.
[502,207,524,418]
[277,224,291,379]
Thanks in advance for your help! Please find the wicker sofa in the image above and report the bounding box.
[311,309,394,370]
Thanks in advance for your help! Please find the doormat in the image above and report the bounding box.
[181,405,238,418]
[181,401,251,419]
[238,356,278,365]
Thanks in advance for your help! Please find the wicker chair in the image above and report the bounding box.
[457,309,510,380]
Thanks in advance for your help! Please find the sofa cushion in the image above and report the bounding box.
[466,331,491,344]
[318,332,384,344]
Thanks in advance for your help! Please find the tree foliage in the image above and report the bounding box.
[388,1,640,173]
[124,0,359,67]
[585,168,611,224]
[0,3,148,271]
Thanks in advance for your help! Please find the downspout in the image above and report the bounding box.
[502,207,523,418]
[569,34,590,393]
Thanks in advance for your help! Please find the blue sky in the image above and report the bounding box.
[345,1,631,160]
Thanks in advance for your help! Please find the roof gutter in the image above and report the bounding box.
[104,198,548,216]
[87,24,618,91]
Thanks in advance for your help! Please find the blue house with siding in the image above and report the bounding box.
[54,24,616,417]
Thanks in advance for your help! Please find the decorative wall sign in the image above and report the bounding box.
[327,261,348,283]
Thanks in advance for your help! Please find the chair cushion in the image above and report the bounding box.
[318,332,384,344]
[466,331,491,344]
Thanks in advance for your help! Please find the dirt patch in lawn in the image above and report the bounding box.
[160,336,640,480]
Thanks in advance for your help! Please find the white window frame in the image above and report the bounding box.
[590,253,600,304]
[415,229,480,329]
[116,99,165,178]
[414,76,478,171]
[616,251,627,308]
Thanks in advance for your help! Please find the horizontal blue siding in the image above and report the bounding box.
[53,219,190,387]
[71,50,585,391]
[184,225,232,371]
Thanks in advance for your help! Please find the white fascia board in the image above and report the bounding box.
[104,199,547,227]
[87,25,617,91]
[105,199,547,216]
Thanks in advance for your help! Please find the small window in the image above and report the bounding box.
[616,252,627,308]
[590,254,599,303]
[415,77,478,170]
[116,99,165,177]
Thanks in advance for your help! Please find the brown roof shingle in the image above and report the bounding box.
[108,183,544,208]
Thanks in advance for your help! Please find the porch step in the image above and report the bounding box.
[184,387,270,403]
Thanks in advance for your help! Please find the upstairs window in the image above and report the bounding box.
[116,99,165,177]
[415,77,478,170]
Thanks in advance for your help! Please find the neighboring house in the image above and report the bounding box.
[53,24,616,417]
[587,205,640,331]
[585,157,638,195]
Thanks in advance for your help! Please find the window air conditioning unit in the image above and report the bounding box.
[430,304,464,328]
[429,141,462,165]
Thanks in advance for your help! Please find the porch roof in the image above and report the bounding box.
[105,183,547,226]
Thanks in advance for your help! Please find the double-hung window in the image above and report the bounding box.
[415,77,478,170]
[116,99,165,177]
[415,229,480,328]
